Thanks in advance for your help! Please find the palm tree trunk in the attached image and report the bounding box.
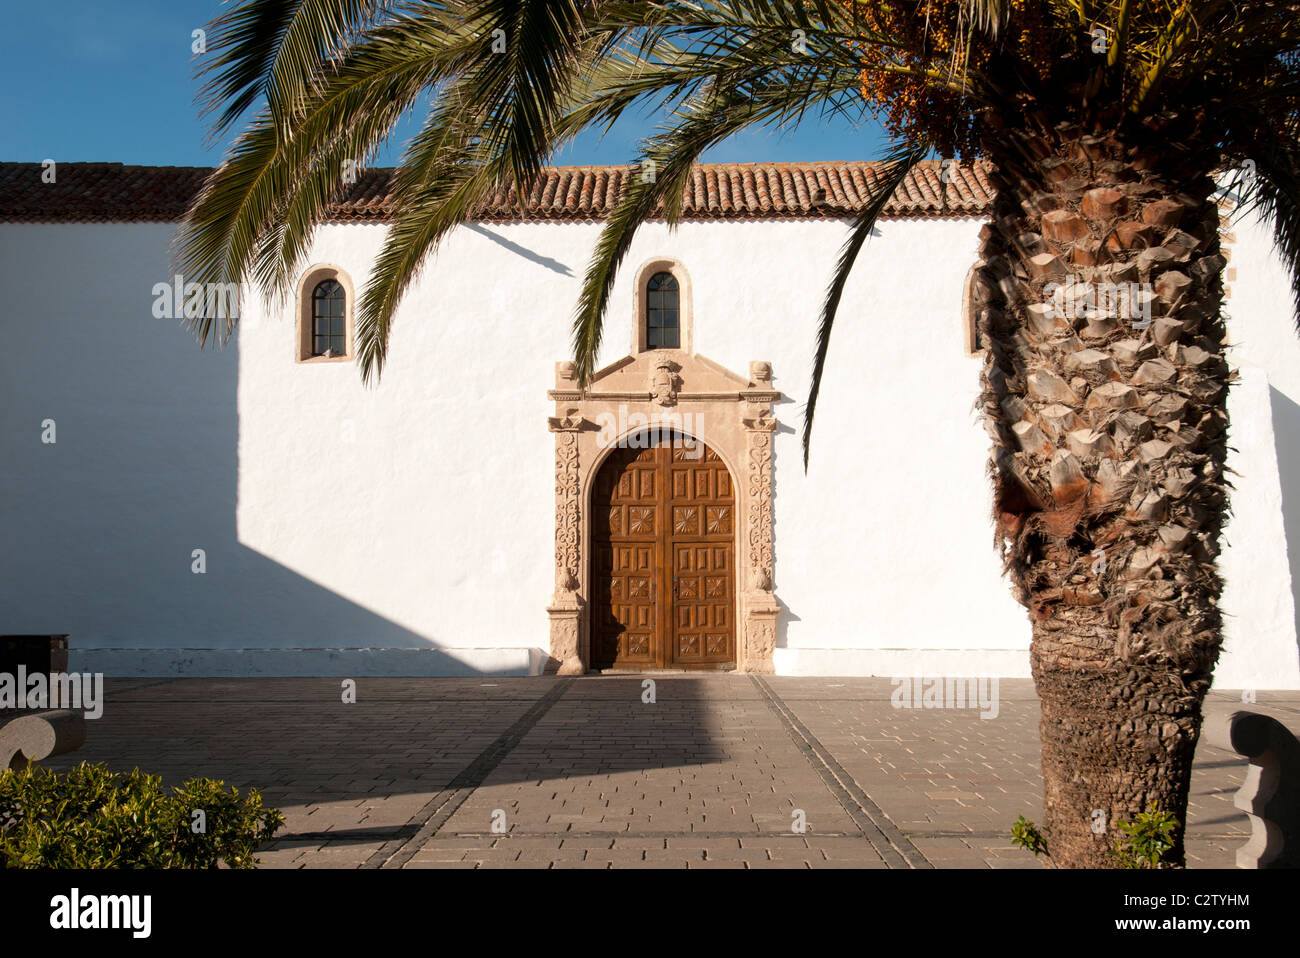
[975,121,1229,868]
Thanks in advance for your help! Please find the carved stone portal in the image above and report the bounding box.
[547,350,781,673]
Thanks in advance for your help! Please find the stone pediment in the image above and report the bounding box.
[549,351,777,405]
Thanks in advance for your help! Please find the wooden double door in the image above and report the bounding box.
[590,432,736,670]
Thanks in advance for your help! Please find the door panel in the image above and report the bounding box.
[590,433,735,670]
[591,446,660,669]
[671,541,733,666]
[667,445,734,667]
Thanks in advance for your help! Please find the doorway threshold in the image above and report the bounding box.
[589,667,738,675]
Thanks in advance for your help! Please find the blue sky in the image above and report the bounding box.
[0,1,891,169]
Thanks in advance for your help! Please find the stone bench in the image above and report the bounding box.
[0,709,87,770]
[1203,709,1300,869]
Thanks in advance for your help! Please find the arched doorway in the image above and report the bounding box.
[589,431,736,670]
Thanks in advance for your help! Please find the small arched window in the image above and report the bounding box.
[963,263,985,357]
[311,279,346,357]
[645,272,680,349]
[296,265,353,363]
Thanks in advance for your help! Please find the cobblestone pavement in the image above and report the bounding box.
[37,675,1299,869]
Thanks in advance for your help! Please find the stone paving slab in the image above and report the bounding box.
[31,675,1300,869]
[770,678,1300,869]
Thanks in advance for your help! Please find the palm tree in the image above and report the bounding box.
[178,1,1300,868]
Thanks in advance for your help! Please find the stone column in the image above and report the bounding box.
[547,407,585,674]
[740,361,779,673]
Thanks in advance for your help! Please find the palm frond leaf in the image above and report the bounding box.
[802,141,928,468]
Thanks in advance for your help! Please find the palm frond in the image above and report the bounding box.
[1130,0,1232,113]
[1231,125,1300,333]
[244,15,478,296]
[350,3,628,380]
[803,141,927,468]
[176,14,461,342]
[569,11,886,383]
[196,0,386,141]
[354,159,504,381]
[964,0,1010,38]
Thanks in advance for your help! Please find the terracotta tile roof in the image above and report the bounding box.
[0,160,993,224]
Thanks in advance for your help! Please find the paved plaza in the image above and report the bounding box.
[38,675,1300,869]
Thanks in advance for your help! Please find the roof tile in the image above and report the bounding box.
[0,160,994,224]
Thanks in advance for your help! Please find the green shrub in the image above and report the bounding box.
[0,762,284,868]
[1010,814,1053,863]
[1111,801,1180,869]
[1010,802,1181,869]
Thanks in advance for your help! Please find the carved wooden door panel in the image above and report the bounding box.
[667,445,735,667]
[591,444,661,669]
[590,433,735,670]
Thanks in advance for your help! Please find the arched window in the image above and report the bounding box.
[632,259,692,355]
[645,272,680,349]
[311,279,346,357]
[963,263,985,356]
[296,266,353,363]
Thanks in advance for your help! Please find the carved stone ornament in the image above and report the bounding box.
[546,594,584,675]
[742,397,777,432]
[649,356,680,406]
[547,418,585,675]
[548,408,584,432]
[747,431,774,592]
[745,614,777,671]
[552,430,580,595]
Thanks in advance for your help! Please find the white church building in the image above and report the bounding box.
[1,160,1297,687]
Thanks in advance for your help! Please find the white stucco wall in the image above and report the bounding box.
[229,215,1034,677]
[2,206,1296,685]
[1216,208,1300,688]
